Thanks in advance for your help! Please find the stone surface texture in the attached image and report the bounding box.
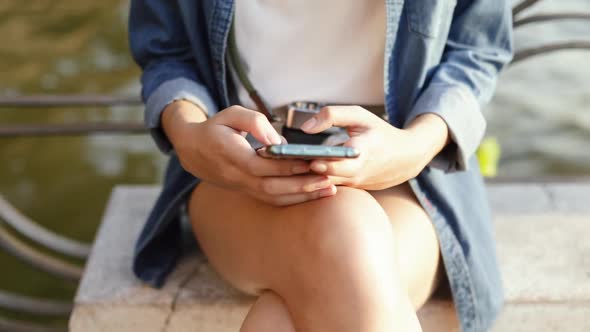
[70,183,590,331]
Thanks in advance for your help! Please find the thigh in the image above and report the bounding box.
[189,181,440,308]
[188,181,385,294]
[370,185,441,309]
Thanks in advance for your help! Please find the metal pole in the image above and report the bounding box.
[514,13,590,28]
[0,224,83,281]
[0,123,147,137]
[0,291,72,316]
[513,0,543,18]
[0,195,91,259]
[512,41,590,64]
[0,95,141,108]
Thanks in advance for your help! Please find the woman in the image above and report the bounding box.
[129,0,513,331]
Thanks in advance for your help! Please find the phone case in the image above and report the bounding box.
[258,144,360,159]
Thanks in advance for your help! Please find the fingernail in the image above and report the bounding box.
[266,133,283,145]
[292,165,309,174]
[312,162,328,173]
[300,117,317,132]
[319,185,336,197]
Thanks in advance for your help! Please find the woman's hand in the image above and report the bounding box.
[300,106,450,191]
[162,101,337,206]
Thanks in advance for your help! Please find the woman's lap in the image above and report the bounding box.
[188,180,441,309]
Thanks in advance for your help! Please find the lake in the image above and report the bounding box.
[0,0,588,324]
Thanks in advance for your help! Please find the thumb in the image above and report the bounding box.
[300,106,376,134]
[216,106,282,145]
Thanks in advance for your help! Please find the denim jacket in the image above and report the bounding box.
[129,1,513,331]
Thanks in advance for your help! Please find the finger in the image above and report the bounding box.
[216,106,282,145]
[300,106,377,134]
[309,158,362,178]
[327,176,385,190]
[221,132,310,177]
[247,175,332,196]
[258,185,337,206]
[326,176,349,186]
[250,157,311,176]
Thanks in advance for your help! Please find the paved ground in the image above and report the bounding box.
[70,183,590,332]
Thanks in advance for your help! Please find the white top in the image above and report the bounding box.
[231,0,386,109]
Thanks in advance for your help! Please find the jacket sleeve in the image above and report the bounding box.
[129,0,218,153]
[404,0,514,172]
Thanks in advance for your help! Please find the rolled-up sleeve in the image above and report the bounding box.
[404,0,514,172]
[129,0,218,153]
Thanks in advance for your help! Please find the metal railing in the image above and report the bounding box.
[0,95,145,137]
[0,1,589,331]
[512,2,590,64]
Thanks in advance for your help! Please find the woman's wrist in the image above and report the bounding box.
[404,113,451,165]
[161,100,208,146]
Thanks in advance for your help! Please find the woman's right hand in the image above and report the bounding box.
[162,101,337,206]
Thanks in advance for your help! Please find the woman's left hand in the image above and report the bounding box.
[300,106,449,191]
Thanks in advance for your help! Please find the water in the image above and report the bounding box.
[0,0,588,323]
[0,0,165,324]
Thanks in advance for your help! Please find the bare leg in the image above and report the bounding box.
[240,291,295,332]
[370,184,441,309]
[189,182,439,332]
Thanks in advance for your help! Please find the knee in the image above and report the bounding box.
[280,187,397,278]
[240,291,295,332]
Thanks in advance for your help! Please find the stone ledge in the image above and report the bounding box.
[70,184,590,331]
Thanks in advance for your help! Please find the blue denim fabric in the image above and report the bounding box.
[129,1,513,331]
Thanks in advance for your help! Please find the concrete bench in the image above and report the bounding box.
[70,183,590,331]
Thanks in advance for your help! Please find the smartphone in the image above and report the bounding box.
[257,144,360,160]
